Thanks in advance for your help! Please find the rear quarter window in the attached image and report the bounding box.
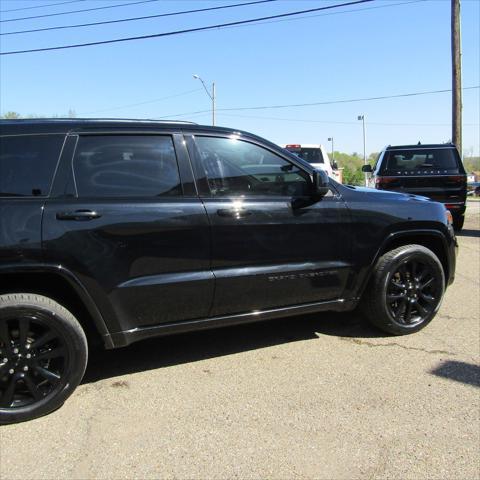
[0,134,65,197]
[381,148,462,175]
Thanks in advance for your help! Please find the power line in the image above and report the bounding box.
[79,88,203,115]
[1,0,424,37]
[0,0,374,55]
[227,0,426,31]
[1,0,277,36]
[218,87,480,112]
[155,86,480,119]
[217,112,479,127]
[0,0,160,23]
[0,0,84,14]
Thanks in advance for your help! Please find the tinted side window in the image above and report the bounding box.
[193,136,309,197]
[285,147,323,164]
[0,134,64,197]
[73,135,182,197]
[297,148,323,165]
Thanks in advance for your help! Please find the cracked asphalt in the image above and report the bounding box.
[1,202,479,480]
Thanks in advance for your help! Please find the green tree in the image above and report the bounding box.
[368,152,379,165]
[2,111,21,119]
[332,152,364,185]
[463,156,480,173]
[342,164,365,186]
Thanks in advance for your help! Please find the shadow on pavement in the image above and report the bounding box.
[430,360,480,388]
[83,311,384,384]
[457,229,480,238]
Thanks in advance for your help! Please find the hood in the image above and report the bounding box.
[340,184,431,203]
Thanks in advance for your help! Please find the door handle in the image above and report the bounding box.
[217,208,253,218]
[56,210,102,221]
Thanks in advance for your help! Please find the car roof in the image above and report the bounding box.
[0,118,198,132]
[385,143,456,150]
[0,118,196,126]
[283,144,323,148]
[0,118,291,159]
[0,118,259,138]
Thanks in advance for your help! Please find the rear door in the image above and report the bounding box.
[186,133,351,317]
[0,133,65,266]
[42,130,213,333]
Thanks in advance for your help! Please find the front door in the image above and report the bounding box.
[186,133,351,317]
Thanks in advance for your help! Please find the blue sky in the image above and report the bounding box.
[1,0,479,156]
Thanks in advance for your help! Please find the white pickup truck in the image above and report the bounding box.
[282,144,343,183]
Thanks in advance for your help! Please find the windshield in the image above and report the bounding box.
[285,147,324,164]
[382,148,460,174]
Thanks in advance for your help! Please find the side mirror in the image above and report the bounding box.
[313,169,329,197]
[332,162,338,170]
[362,164,372,173]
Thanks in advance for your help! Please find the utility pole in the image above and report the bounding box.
[451,0,462,156]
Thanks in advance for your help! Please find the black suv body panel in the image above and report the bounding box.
[0,120,457,348]
[0,200,44,267]
[336,186,457,291]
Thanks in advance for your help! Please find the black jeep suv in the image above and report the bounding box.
[362,143,467,231]
[0,119,457,423]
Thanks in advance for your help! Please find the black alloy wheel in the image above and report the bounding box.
[0,313,68,409]
[362,244,445,335]
[0,294,87,424]
[386,259,440,327]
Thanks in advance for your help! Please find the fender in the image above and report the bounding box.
[0,263,114,348]
[356,228,451,299]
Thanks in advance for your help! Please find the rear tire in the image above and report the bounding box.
[0,293,88,424]
[361,245,445,335]
[452,214,465,232]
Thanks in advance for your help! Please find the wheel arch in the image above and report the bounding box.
[358,229,450,299]
[0,265,113,349]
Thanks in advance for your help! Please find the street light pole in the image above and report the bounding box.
[193,74,216,126]
[212,81,216,127]
[327,137,334,162]
[358,115,367,186]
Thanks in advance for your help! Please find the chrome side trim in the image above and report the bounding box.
[118,270,214,288]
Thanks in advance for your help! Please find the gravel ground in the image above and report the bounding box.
[1,202,479,480]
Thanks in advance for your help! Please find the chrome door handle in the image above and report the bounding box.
[56,210,102,221]
[217,208,253,218]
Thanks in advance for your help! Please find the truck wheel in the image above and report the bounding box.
[362,245,445,335]
[0,293,88,424]
[452,214,465,232]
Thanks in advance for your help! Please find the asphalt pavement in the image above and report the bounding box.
[1,201,479,480]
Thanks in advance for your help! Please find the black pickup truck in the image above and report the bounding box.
[0,119,457,423]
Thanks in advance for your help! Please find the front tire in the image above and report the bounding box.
[0,293,88,424]
[362,245,445,335]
